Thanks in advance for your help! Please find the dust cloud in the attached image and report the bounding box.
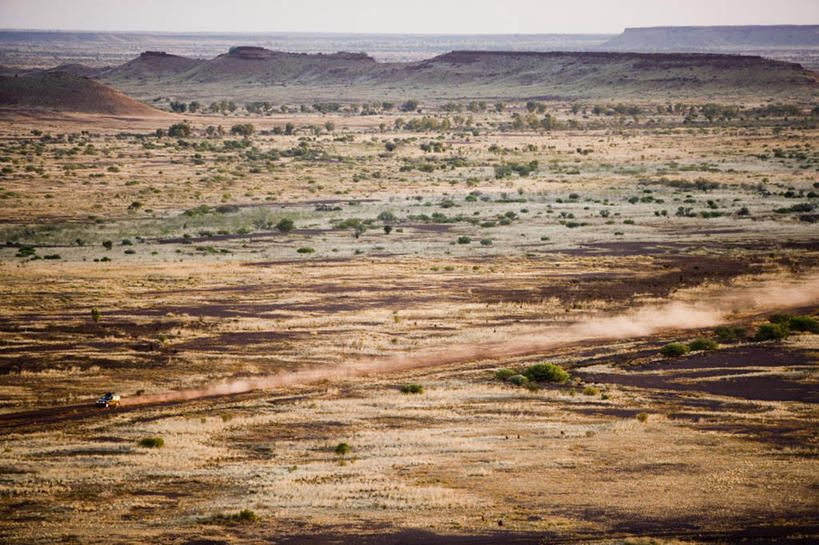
[125,272,819,406]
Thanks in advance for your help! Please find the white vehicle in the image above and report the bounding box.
[96,392,120,408]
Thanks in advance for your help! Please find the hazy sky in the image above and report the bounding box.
[1,0,817,34]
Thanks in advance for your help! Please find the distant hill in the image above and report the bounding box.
[41,63,109,77]
[603,25,819,50]
[94,47,818,102]
[101,50,205,81]
[0,72,163,115]
[171,47,377,85]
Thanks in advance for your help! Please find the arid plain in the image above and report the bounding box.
[0,45,818,544]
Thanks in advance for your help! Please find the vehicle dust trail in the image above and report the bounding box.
[125,272,819,406]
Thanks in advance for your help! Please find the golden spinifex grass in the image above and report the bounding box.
[0,104,817,544]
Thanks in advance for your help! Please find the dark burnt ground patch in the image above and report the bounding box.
[575,345,818,403]
[466,254,766,306]
[268,515,819,545]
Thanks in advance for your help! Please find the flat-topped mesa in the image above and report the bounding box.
[227,46,276,60]
[225,46,375,62]
[607,25,819,49]
[428,50,807,71]
[140,51,176,58]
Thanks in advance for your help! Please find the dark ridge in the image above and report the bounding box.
[430,50,806,70]
[140,51,176,57]
[225,45,374,62]
[604,25,819,49]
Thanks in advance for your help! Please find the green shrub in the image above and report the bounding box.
[636,412,648,423]
[296,247,315,254]
[508,374,529,386]
[206,509,258,525]
[789,315,819,333]
[688,338,718,351]
[582,386,599,396]
[769,313,793,325]
[523,363,569,383]
[714,326,746,341]
[138,437,164,448]
[275,218,294,232]
[480,238,493,246]
[754,323,789,341]
[334,442,351,456]
[15,245,35,258]
[494,368,517,381]
[234,509,257,523]
[457,236,471,244]
[659,343,690,357]
[399,384,424,394]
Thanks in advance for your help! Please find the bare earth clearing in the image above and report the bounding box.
[0,96,817,544]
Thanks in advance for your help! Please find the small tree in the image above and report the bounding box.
[167,122,191,138]
[754,323,789,341]
[400,99,419,112]
[275,218,294,232]
[230,123,255,137]
[91,307,101,323]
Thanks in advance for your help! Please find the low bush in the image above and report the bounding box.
[582,386,600,396]
[636,412,648,423]
[399,384,424,394]
[275,218,294,232]
[754,323,789,341]
[688,338,718,351]
[334,442,351,456]
[789,315,819,333]
[523,363,569,383]
[714,326,746,341]
[138,437,164,448]
[494,368,517,381]
[235,509,257,523]
[769,313,793,324]
[659,343,690,357]
[15,245,35,258]
[296,247,315,254]
[204,509,258,525]
[508,374,529,386]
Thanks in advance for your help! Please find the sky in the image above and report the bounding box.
[0,0,817,34]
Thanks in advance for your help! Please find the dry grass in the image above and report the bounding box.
[0,106,817,543]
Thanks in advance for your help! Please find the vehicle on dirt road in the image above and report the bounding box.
[96,392,120,408]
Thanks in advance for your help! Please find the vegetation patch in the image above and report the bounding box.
[659,343,690,357]
[522,363,569,383]
[138,437,164,448]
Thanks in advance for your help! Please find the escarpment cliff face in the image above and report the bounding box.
[73,46,819,102]
[0,72,163,115]
[603,25,819,50]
